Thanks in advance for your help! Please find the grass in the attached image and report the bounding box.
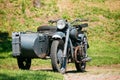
[0,52,63,80]
[88,40,120,66]
[0,69,63,80]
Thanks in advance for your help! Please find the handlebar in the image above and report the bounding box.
[71,19,88,24]
[48,18,88,24]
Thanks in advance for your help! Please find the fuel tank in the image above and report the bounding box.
[70,28,78,40]
[12,32,49,58]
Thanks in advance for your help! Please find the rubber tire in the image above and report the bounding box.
[75,62,86,72]
[51,40,66,74]
[75,45,86,72]
[17,57,31,70]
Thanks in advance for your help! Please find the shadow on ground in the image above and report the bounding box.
[31,67,88,74]
[0,31,11,52]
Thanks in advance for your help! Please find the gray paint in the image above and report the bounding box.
[12,32,49,58]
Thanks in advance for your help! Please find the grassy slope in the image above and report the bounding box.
[0,0,120,79]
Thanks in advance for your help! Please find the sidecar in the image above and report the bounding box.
[12,26,56,69]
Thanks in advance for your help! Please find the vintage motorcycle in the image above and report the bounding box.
[12,19,91,73]
[49,19,91,73]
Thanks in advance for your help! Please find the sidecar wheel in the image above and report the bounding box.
[51,40,67,74]
[17,57,31,70]
[75,62,86,72]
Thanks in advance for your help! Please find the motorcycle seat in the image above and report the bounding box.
[37,26,56,32]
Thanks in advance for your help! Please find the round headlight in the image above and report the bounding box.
[57,20,66,30]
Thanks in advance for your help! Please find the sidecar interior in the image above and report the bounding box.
[37,26,56,36]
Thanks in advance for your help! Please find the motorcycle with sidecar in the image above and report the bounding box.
[12,19,91,73]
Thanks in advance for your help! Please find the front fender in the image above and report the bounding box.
[52,32,65,39]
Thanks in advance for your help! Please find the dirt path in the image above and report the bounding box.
[64,64,120,80]
[31,64,120,80]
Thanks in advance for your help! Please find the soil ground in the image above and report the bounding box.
[31,64,120,80]
[64,64,120,80]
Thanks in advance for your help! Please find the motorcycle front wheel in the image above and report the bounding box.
[50,40,67,74]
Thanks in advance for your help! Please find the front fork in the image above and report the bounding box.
[63,28,70,57]
[61,28,70,69]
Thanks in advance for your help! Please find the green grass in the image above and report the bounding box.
[0,69,63,80]
[0,52,63,80]
[88,39,120,66]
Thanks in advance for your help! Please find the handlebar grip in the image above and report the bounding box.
[80,23,88,27]
[78,19,88,22]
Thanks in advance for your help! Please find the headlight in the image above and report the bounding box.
[57,19,66,30]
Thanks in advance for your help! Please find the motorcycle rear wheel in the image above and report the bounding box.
[51,40,67,74]
[75,62,86,72]
[74,45,86,72]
